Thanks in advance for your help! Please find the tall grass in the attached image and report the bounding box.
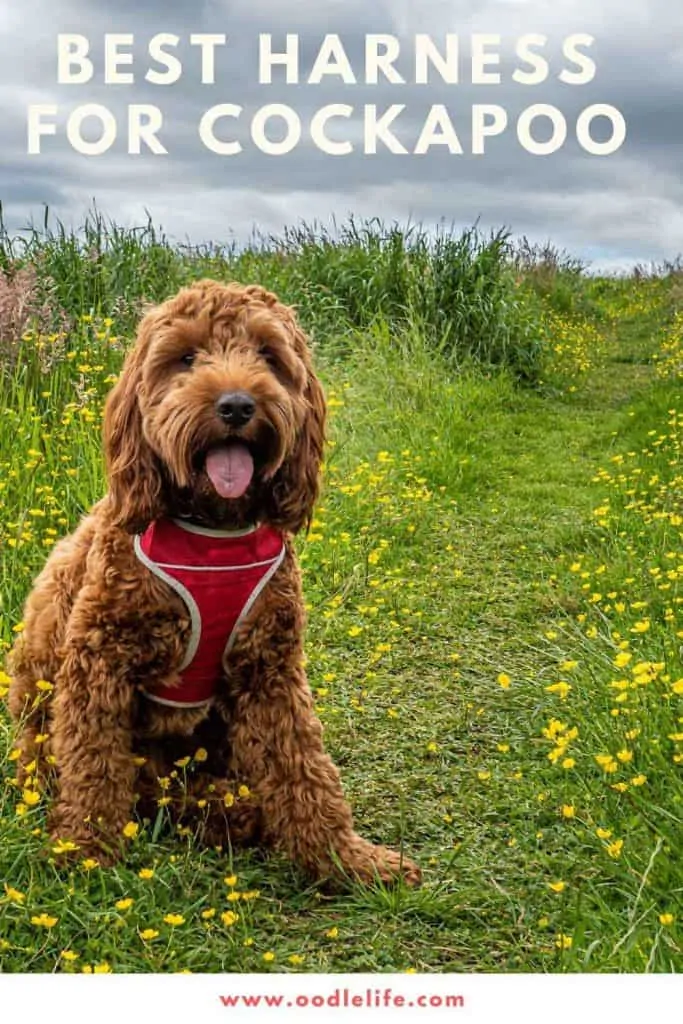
[0,209,546,381]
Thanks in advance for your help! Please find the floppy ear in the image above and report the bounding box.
[266,329,327,534]
[103,316,166,533]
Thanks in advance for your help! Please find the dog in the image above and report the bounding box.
[8,280,420,886]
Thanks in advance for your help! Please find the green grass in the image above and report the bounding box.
[0,210,545,378]
[0,220,681,973]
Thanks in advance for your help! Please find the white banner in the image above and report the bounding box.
[1,973,681,1024]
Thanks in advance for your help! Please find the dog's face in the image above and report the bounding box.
[103,281,326,533]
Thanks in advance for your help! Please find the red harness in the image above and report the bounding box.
[134,519,285,708]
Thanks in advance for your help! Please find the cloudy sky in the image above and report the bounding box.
[2,0,682,270]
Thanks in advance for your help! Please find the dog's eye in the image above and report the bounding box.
[179,352,196,368]
[259,347,285,376]
[259,344,304,390]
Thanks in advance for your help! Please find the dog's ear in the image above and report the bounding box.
[266,325,326,534]
[103,314,166,533]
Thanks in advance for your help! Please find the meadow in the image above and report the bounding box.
[0,214,681,973]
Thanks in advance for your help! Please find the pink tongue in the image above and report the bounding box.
[205,444,254,499]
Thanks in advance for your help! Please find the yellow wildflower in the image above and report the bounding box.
[4,886,25,904]
[545,682,571,700]
[595,754,618,773]
[31,913,58,928]
[52,839,79,854]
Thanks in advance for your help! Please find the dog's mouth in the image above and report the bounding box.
[203,441,255,500]
[189,419,282,503]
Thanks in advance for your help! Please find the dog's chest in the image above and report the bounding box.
[133,518,285,709]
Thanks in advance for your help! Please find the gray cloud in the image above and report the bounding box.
[1,0,681,268]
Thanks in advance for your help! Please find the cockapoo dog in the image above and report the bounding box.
[8,280,420,886]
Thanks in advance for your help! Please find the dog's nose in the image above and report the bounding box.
[216,391,256,427]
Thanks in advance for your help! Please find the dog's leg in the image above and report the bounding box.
[225,560,421,886]
[8,524,94,788]
[49,641,137,860]
[228,670,421,887]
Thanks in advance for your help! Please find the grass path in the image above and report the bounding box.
[298,305,680,972]
[1,300,681,974]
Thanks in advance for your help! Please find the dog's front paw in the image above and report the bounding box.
[365,843,422,887]
[340,839,422,888]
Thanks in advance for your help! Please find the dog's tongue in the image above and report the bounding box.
[205,443,254,499]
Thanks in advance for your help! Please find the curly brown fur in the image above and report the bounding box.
[8,280,420,887]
